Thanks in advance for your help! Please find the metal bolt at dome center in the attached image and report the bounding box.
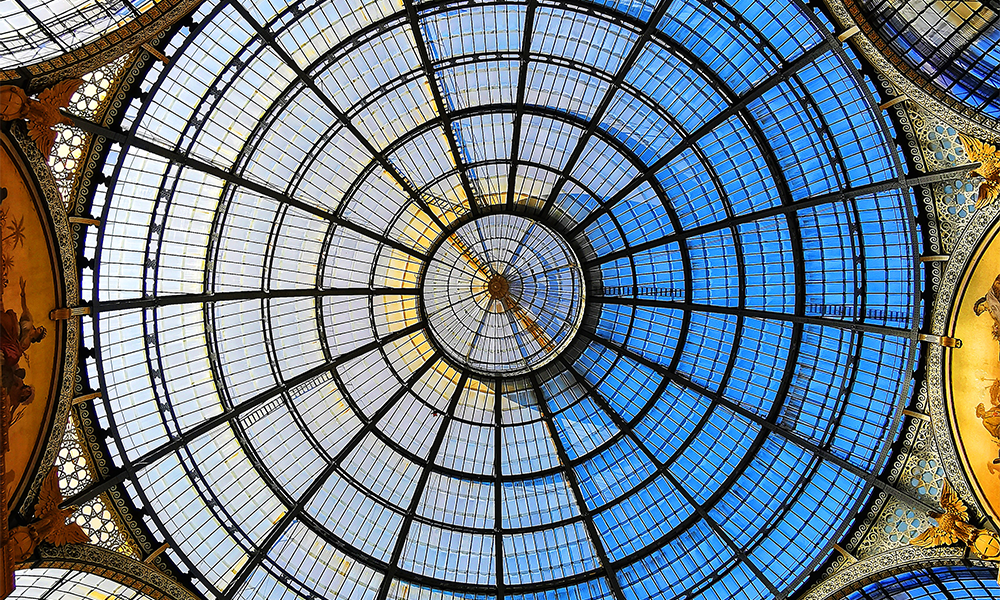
[488,275,510,299]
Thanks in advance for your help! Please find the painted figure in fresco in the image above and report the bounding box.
[974,272,1000,356]
[2,278,47,363]
[978,380,1000,474]
[1,278,45,421]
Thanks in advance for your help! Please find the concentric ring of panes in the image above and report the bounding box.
[84,0,918,599]
[423,214,585,376]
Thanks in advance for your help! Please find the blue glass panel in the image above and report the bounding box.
[688,230,739,307]
[627,41,727,131]
[658,148,723,230]
[846,565,1000,599]
[624,306,685,367]
[739,216,795,312]
[698,117,779,217]
[725,319,792,418]
[508,578,615,600]
[677,312,738,391]
[709,436,812,549]
[609,182,674,245]
[575,341,660,421]
[659,0,779,95]
[575,436,657,509]
[748,461,864,589]
[602,89,682,165]
[671,405,759,504]
[831,333,910,470]
[594,474,694,561]
[617,520,733,600]
[635,383,713,462]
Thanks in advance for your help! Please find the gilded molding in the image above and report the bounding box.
[822,0,1000,140]
[8,121,81,518]
[29,544,200,600]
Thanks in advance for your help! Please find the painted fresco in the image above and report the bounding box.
[948,220,1000,527]
[0,138,61,511]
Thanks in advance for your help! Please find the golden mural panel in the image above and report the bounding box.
[947,218,1000,527]
[0,137,64,511]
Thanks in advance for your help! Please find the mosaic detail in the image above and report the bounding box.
[48,53,131,207]
[903,105,978,253]
[54,416,137,558]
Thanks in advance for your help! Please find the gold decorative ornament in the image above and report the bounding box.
[0,80,83,156]
[5,467,89,565]
[910,480,1000,560]
[959,134,1000,210]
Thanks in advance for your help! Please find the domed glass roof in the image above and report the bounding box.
[861,0,1000,119]
[0,0,160,69]
[11,568,164,599]
[82,0,919,598]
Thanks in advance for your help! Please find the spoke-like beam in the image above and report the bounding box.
[12,0,71,54]
[222,461,338,597]
[403,0,482,215]
[591,296,916,337]
[528,373,628,600]
[228,2,448,231]
[94,287,420,312]
[505,0,539,210]
[577,329,937,513]
[569,37,836,239]
[67,322,424,509]
[560,357,779,597]
[493,376,505,599]
[222,354,439,599]
[65,113,430,263]
[663,470,783,598]
[580,173,940,268]
[376,372,470,600]
[539,0,675,217]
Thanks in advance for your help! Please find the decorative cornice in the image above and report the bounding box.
[822,0,1000,139]
[28,544,200,600]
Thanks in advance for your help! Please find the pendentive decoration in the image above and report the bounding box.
[5,467,89,565]
[959,134,1000,211]
[911,480,1000,561]
[0,81,83,156]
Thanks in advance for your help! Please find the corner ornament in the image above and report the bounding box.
[5,467,89,566]
[959,134,1000,210]
[910,480,1000,561]
[0,80,83,157]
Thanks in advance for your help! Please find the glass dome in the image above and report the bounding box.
[82,0,918,598]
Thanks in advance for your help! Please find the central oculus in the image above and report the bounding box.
[421,214,586,376]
